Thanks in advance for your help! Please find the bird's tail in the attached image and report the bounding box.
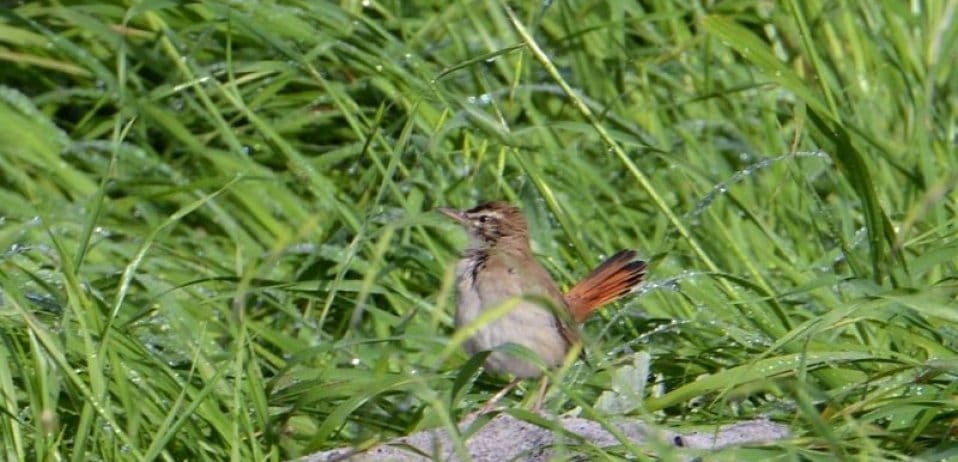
[565,250,647,322]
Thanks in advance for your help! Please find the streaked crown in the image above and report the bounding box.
[438,201,529,245]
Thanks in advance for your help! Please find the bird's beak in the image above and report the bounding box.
[436,207,468,225]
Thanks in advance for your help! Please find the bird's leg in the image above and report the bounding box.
[532,375,550,412]
[477,377,521,414]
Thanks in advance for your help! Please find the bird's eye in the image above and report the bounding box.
[478,215,489,223]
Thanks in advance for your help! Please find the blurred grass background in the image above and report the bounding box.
[0,0,956,460]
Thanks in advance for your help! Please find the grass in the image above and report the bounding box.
[0,0,956,460]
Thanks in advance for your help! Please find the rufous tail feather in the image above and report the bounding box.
[565,250,647,323]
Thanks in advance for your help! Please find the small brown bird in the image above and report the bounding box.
[438,201,647,408]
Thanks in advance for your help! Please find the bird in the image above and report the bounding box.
[437,201,647,410]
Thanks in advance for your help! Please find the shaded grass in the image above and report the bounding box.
[0,1,956,460]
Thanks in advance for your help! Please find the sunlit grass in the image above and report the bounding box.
[0,1,955,460]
